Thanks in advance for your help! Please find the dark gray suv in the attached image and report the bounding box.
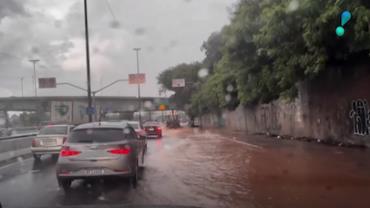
[56,122,145,192]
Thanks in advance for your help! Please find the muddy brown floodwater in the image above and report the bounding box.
[134,128,370,208]
[1,128,370,208]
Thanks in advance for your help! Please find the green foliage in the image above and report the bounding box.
[194,0,370,112]
[157,62,202,109]
[160,0,370,116]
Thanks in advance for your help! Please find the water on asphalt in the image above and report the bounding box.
[0,128,370,208]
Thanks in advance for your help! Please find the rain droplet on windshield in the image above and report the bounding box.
[135,27,146,35]
[286,0,299,12]
[98,195,106,201]
[123,128,131,134]
[17,156,24,164]
[109,20,120,28]
[226,84,234,92]
[198,68,209,78]
[144,101,153,109]
[225,94,232,103]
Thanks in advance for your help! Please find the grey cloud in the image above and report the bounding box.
[0,0,26,20]
[0,0,238,97]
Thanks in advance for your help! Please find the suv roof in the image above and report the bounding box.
[74,122,129,130]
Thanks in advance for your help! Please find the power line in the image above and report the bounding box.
[104,0,117,21]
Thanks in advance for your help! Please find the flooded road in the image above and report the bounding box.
[1,128,370,208]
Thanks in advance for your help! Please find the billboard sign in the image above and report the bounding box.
[51,101,72,123]
[38,77,56,88]
[129,73,146,84]
[172,79,185,88]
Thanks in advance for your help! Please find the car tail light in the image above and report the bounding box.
[108,145,131,155]
[60,146,80,157]
[31,139,37,147]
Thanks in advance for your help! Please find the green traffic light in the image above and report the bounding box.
[336,26,345,37]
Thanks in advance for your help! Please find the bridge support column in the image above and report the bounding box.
[1,110,9,128]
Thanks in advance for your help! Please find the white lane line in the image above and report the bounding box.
[228,137,264,150]
[188,132,264,150]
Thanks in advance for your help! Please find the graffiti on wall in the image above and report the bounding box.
[349,99,370,136]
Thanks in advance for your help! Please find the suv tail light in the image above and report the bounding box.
[108,145,131,155]
[60,146,80,157]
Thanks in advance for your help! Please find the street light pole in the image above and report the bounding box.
[84,0,93,122]
[29,59,39,97]
[20,77,24,97]
[133,48,142,125]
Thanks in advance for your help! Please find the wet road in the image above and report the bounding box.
[1,128,370,208]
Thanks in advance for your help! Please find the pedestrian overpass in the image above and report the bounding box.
[0,96,169,125]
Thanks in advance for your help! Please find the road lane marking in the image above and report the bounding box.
[228,137,264,150]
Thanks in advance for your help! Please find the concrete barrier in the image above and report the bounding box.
[0,136,35,162]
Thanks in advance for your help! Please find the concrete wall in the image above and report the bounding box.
[200,63,370,146]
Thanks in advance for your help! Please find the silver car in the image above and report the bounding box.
[56,122,145,191]
[128,121,147,153]
[31,124,74,161]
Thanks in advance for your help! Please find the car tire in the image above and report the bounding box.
[51,154,59,161]
[140,152,145,167]
[33,154,41,161]
[58,178,72,192]
[131,161,138,188]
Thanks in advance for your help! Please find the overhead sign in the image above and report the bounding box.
[129,73,146,84]
[38,77,56,88]
[172,79,185,88]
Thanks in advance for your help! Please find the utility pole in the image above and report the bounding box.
[29,59,39,97]
[84,0,93,122]
[133,48,142,125]
[20,77,24,97]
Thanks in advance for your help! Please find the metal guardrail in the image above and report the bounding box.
[0,133,37,141]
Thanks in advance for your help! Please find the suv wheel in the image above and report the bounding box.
[131,161,138,188]
[58,178,72,192]
[33,154,41,161]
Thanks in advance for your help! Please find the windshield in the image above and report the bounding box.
[69,128,129,143]
[1,0,370,208]
[39,126,68,135]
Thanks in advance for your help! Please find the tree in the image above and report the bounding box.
[157,62,203,109]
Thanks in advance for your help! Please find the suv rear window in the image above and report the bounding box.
[39,126,68,135]
[68,128,133,143]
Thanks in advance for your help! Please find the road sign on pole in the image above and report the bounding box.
[129,73,146,84]
[159,104,167,111]
[86,106,96,115]
[172,79,185,88]
[38,77,56,88]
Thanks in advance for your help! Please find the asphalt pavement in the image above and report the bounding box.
[0,128,370,208]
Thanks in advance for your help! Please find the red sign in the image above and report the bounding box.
[129,73,146,84]
[38,77,56,88]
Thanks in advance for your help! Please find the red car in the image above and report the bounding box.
[143,121,162,138]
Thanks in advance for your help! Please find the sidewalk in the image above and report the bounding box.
[206,128,368,149]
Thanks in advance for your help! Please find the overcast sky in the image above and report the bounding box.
[0,0,237,97]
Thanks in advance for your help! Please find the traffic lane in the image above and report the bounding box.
[1,128,370,208]
[0,130,250,208]
[0,133,202,207]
